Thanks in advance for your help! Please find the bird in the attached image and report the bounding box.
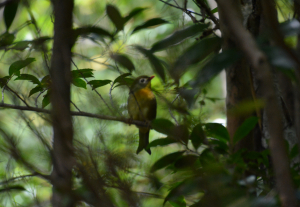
[127,75,157,155]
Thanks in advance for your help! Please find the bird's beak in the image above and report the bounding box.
[149,76,155,81]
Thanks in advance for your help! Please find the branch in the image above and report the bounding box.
[159,0,203,17]
[0,103,148,127]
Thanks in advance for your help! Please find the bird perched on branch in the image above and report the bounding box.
[128,75,157,155]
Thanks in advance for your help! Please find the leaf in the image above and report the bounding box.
[135,46,166,81]
[124,7,147,23]
[0,76,10,88]
[171,36,221,80]
[233,116,259,144]
[204,123,229,143]
[73,26,113,43]
[71,69,94,79]
[178,88,198,108]
[42,91,50,108]
[147,137,177,149]
[0,32,15,47]
[29,86,43,97]
[132,18,169,34]
[106,4,124,31]
[190,123,206,150]
[172,125,189,144]
[151,119,175,135]
[41,75,51,87]
[280,19,300,37]
[72,78,87,89]
[151,24,209,52]
[110,53,135,72]
[14,74,40,85]
[11,41,31,50]
[169,195,186,207]
[190,49,242,87]
[4,1,19,31]
[262,45,296,69]
[0,185,25,193]
[150,151,185,172]
[9,58,36,76]
[174,155,198,169]
[88,80,112,90]
[114,78,134,88]
[211,7,218,14]
[113,73,132,85]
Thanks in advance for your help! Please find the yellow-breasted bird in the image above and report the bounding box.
[128,75,157,155]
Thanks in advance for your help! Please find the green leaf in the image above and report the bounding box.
[0,32,15,47]
[110,53,135,72]
[10,41,31,50]
[113,73,132,85]
[190,123,205,150]
[72,78,87,89]
[172,125,189,144]
[29,86,43,97]
[4,1,19,31]
[0,76,10,88]
[290,144,299,159]
[106,4,124,31]
[211,7,218,14]
[190,49,242,87]
[124,7,147,23]
[147,137,177,149]
[171,36,221,80]
[151,24,209,52]
[42,91,50,108]
[132,18,169,34]
[88,80,112,90]
[0,185,25,193]
[169,195,186,207]
[174,155,198,169]
[150,151,185,172]
[233,116,259,144]
[114,78,134,88]
[280,19,300,37]
[135,46,166,81]
[151,119,175,135]
[178,88,198,108]
[204,123,229,143]
[14,74,40,85]
[9,58,36,76]
[71,69,94,79]
[41,75,51,88]
[73,26,113,43]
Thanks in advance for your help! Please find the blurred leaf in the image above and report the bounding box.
[151,24,209,52]
[114,78,134,88]
[73,26,113,42]
[9,58,36,76]
[124,7,147,23]
[178,88,198,108]
[211,7,218,13]
[135,46,165,81]
[132,18,169,34]
[204,123,229,143]
[88,80,112,90]
[190,123,205,150]
[210,139,228,154]
[106,4,124,31]
[290,144,299,159]
[14,74,40,85]
[41,75,51,88]
[174,155,198,169]
[151,119,175,135]
[29,86,43,97]
[150,151,185,172]
[0,32,15,47]
[190,49,242,87]
[262,45,296,69]
[113,73,131,85]
[4,1,19,31]
[147,137,177,149]
[42,90,50,108]
[280,19,300,36]
[172,125,189,144]
[171,36,221,80]
[0,76,10,88]
[169,195,186,207]
[233,117,259,144]
[71,69,94,79]
[10,41,31,50]
[110,53,135,72]
[228,99,264,115]
[0,185,25,193]
[72,78,87,89]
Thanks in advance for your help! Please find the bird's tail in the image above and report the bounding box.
[137,129,151,155]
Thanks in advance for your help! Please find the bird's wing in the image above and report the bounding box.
[147,97,157,121]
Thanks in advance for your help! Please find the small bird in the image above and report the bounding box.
[128,75,157,155]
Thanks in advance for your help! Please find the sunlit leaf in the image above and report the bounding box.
[9,58,36,76]
[29,86,43,97]
[110,53,135,72]
[135,46,166,81]
[204,123,229,143]
[280,19,300,36]
[190,49,242,87]
[147,137,177,149]
[0,32,15,47]
[233,116,259,144]
[71,69,94,79]
[124,7,147,23]
[4,1,19,31]
[132,18,169,34]
[88,80,112,90]
[171,36,221,80]
[190,123,205,150]
[14,74,40,85]
[151,24,209,52]
[72,78,87,89]
[150,151,185,172]
[151,118,175,135]
[106,4,124,31]
[42,90,51,108]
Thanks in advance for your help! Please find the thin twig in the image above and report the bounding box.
[35,88,48,108]
[159,0,203,16]
[71,100,81,112]
[5,85,30,107]
[169,94,180,125]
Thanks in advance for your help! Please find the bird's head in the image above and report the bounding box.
[130,75,155,92]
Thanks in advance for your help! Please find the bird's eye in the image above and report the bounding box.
[139,78,145,83]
